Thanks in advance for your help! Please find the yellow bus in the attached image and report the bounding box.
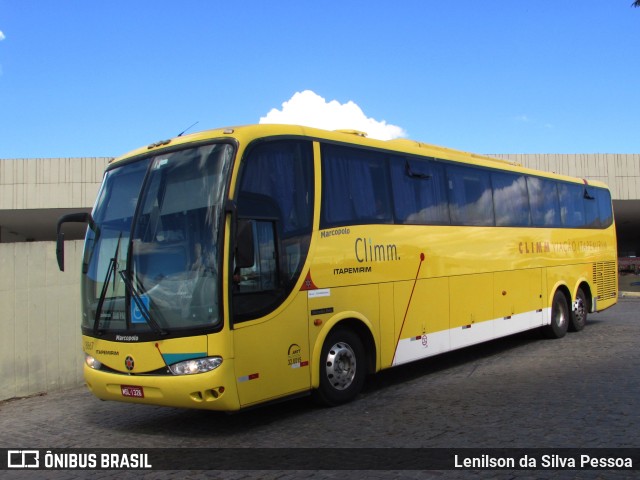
[57,124,618,410]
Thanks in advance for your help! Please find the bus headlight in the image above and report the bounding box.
[169,356,223,375]
[85,354,102,370]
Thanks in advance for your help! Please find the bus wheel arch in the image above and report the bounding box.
[311,319,376,406]
[543,287,571,339]
[570,283,591,332]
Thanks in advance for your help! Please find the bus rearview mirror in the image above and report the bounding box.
[56,212,93,271]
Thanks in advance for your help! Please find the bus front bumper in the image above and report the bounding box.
[83,359,240,411]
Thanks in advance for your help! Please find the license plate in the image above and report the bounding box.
[121,385,144,398]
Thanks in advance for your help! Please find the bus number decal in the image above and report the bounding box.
[287,344,308,368]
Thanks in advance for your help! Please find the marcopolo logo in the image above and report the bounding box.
[125,356,135,371]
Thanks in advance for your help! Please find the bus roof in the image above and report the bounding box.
[110,124,610,190]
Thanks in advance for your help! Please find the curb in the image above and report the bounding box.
[620,291,640,298]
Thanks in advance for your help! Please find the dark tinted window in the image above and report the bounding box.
[559,182,586,227]
[234,140,314,321]
[447,165,494,226]
[595,188,613,228]
[390,157,450,225]
[528,177,561,227]
[320,143,613,231]
[321,144,392,228]
[584,187,599,228]
[584,186,614,228]
[492,172,531,227]
[239,141,314,236]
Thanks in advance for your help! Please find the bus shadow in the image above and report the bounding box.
[83,325,595,440]
[363,318,608,396]
[363,328,545,395]
[82,384,313,440]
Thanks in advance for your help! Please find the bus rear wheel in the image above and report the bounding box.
[569,288,588,332]
[543,290,569,339]
[313,328,366,407]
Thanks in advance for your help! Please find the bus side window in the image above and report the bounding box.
[558,183,586,227]
[528,177,561,227]
[491,172,531,227]
[447,165,494,226]
[595,188,613,228]
[390,157,450,225]
[584,187,600,228]
[232,194,283,320]
[233,140,313,322]
[320,144,392,228]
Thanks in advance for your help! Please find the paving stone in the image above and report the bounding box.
[2,298,639,479]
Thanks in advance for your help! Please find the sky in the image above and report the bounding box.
[0,1,639,158]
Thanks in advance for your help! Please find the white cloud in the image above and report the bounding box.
[259,90,406,140]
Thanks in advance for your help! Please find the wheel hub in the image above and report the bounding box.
[325,342,357,390]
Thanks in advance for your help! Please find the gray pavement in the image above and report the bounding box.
[2,298,640,479]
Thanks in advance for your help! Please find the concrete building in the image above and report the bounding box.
[0,157,111,242]
[0,153,638,401]
[0,157,111,401]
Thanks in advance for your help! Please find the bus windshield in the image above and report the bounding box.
[81,143,235,335]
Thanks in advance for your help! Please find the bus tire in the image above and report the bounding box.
[543,290,569,339]
[313,328,366,407]
[569,288,588,332]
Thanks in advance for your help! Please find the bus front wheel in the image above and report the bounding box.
[313,328,366,407]
[543,290,569,339]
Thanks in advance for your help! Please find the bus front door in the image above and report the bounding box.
[232,292,311,407]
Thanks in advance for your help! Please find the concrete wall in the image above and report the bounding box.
[0,157,110,210]
[490,153,640,200]
[0,241,85,401]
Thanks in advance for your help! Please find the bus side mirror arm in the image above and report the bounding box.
[56,212,93,272]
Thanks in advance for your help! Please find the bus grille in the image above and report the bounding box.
[592,261,617,301]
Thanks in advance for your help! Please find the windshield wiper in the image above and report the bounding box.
[118,270,167,336]
[93,232,122,335]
